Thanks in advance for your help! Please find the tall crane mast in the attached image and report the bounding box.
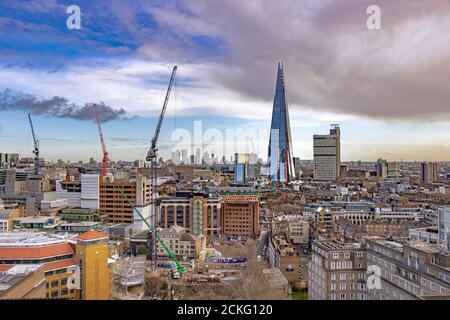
[93,104,110,178]
[147,66,177,161]
[146,65,177,267]
[27,113,40,175]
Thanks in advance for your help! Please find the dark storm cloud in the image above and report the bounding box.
[140,0,450,121]
[0,88,133,122]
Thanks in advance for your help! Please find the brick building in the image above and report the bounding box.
[220,195,260,238]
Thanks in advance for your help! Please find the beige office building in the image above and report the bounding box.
[313,125,341,181]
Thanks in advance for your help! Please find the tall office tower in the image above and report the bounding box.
[375,158,388,178]
[195,148,201,165]
[181,149,189,164]
[438,207,450,251]
[203,151,211,165]
[0,153,19,168]
[267,62,295,182]
[420,162,438,184]
[313,124,341,181]
[170,150,181,164]
[293,157,301,179]
[387,161,400,178]
[234,153,249,184]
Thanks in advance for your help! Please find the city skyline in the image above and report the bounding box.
[1,0,450,161]
[1,0,450,304]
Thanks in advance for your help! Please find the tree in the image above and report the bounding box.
[137,244,149,257]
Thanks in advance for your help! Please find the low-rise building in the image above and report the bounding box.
[13,216,62,231]
[308,240,367,300]
[158,191,222,240]
[56,221,102,234]
[57,208,106,223]
[286,219,309,244]
[0,230,112,300]
[130,225,206,262]
[366,238,450,300]
[0,208,22,232]
[0,264,46,299]
[0,232,79,299]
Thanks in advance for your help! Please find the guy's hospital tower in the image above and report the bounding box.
[267,62,295,182]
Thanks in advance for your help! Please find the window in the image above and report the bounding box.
[333,253,339,259]
[339,274,346,281]
[60,288,68,296]
[61,278,67,286]
[331,274,336,281]
[51,280,58,288]
[357,252,363,258]
[51,291,59,298]
[430,282,437,291]
[344,253,350,259]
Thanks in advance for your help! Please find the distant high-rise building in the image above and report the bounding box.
[313,124,341,181]
[420,162,438,184]
[203,151,211,165]
[387,161,400,178]
[438,207,450,251]
[181,149,188,164]
[0,153,19,168]
[375,158,388,178]
[293,157,301,179]
[234,153,249,184]
[267,62,295,182]
[171,150,181,165]
[195,148,201,165]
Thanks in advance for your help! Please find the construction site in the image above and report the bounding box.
[111,239,289,300]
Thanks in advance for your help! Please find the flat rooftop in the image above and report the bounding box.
[0,209,15,219]
[0,264,42,293]
[14,216,56,223]
[0,232,68,246]
[315,240,363,250]
[58,221,100,227]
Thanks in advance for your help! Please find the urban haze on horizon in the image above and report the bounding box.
[0,0,450,163]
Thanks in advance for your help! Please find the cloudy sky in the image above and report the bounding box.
[0,0,449,162]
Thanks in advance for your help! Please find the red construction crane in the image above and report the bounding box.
[93,104,110,178]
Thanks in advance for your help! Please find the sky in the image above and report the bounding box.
[0,0,450,162]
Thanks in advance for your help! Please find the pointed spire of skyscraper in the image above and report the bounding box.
[267,62,295,182]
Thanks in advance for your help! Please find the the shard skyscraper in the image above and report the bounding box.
[267,62,295,182]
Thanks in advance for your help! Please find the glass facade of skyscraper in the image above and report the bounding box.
[267,62,295,182]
